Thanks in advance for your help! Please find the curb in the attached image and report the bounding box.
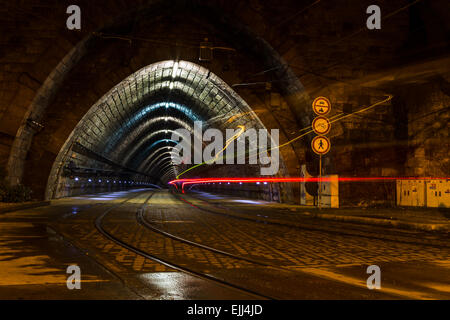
[0,201,51,214]
[233,210,449,233]
[293,210,450,232]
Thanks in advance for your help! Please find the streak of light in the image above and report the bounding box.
[219,94,393,162]
[206,109,265,125]
[216,125,246,159]
[175,94,392,180]
[175,125,245,179]
[272,94,393,152]
[169,176,449,192]
[226,111,253,123]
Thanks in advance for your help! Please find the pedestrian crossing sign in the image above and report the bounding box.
[311,136,331,155]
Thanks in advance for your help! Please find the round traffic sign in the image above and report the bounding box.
[312,116,331,135]
[311,136,331,155]
[312,97,331,115]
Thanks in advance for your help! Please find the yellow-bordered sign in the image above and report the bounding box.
[311,136,331,155]
[312,97,331,115]
[312,116,331,135]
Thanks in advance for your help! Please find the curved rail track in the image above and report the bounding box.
[92,189,450,300]
[94,190,275,300]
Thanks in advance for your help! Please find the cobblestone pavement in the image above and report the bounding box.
[183,192,450,244]
[95,192,396,298]
[53,191,257,299]
[3,189,449,299]
[145,192,450,268]
[147,191,450,298]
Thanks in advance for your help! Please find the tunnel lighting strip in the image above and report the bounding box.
[169,176,449,192]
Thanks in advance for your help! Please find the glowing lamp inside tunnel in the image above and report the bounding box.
[74,177,79,181]
[88,179,92,182]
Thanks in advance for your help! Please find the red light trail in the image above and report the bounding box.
[168,176,449,192]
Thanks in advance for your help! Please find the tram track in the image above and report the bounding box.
[136,204,272,267]
[133,191,444,300]
[137,195,309,267]
[55,189,433,299]
[95,190,275,300]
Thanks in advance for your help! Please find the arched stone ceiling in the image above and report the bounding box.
[46,60,288,199]
[7,0,315,196]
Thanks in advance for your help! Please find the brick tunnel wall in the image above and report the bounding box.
[0,0,448,205]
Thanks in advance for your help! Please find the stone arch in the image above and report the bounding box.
[46,60,291,200]
[7,1,319,201]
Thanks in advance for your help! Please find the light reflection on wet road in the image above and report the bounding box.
[0,189,449,299]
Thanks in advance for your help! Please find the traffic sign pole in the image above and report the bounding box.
[311,96,332,210]
[319,154,322,209]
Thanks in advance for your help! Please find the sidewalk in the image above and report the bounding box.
[0,207,141,299]
[0,201,50,214]
[287,207,450,232]
[188,192,450,233]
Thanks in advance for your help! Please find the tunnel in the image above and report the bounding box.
[0,0,449,303]
[46,60,291,200]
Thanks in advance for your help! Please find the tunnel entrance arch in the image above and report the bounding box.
[46,60,291,200]
[6,1,326,203]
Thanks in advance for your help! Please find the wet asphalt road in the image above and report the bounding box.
[0,188,449,299]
